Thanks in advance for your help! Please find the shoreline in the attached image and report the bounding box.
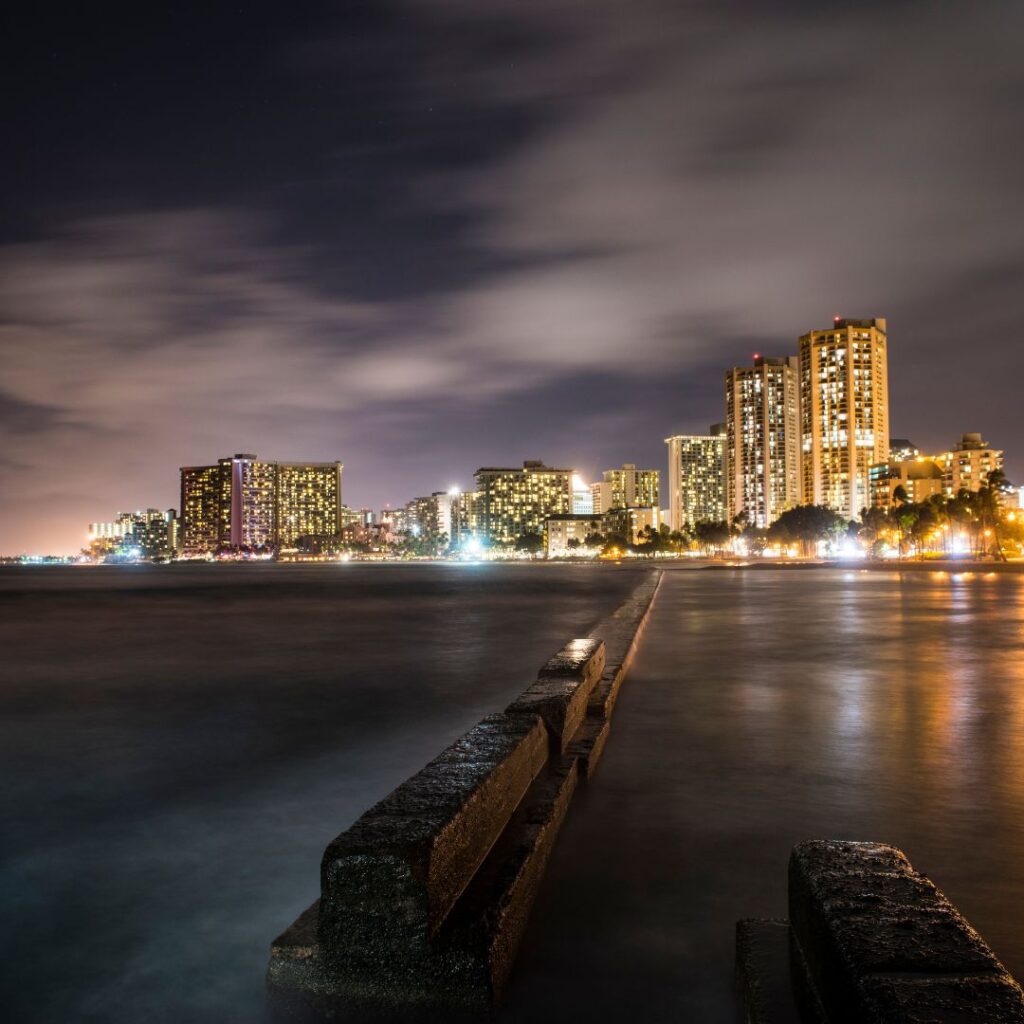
[3,556,1023,574]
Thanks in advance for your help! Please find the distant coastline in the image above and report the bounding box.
[3,556,1022,574]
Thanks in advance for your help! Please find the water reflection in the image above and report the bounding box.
[505,568,1024,1023]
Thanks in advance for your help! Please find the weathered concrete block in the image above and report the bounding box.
[566,713,611,782]
[506,638,605,753]
[789,840,1024,1024]
[268,577,664,1015]
[269,759,580,1013]
[587,571,662,720]
[318,711,548,966]
[442,757,580,1006]
[268,900,328,998]
[859,973,1024,1022]
[736,918,824,1024]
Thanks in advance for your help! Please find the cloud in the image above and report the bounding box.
[2,0,1023,552]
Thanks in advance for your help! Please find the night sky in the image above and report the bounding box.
[3,1,1023,554]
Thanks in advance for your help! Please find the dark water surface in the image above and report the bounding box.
[504,567,1024,1022]
[4,565,1024,1023]
[0,563,645,1024]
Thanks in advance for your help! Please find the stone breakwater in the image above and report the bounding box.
[737,840,1024,1023]
[267,570,663,1014]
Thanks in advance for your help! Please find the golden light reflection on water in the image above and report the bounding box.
[727,570,1024,829]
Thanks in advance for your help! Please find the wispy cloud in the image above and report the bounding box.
[2,0,1023,552]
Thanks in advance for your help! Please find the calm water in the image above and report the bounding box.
[505,567,1024,1022]
[3,565,1024,1022]
[0,563,645,1024]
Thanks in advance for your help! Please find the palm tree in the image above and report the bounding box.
[978,469,1011,562]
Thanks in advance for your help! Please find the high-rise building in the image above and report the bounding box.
[591,464,660,514]
[179,454,343,553]
[724,355,801,528]
[455,489,483,546]
[939,433,1003,496]
[218,454,277,548]
[277,462,344,546]
[664,426,726,531]
[799,316,890,520]
[404,492,458,543]
[180,464,222,553]
[436,489,463,544]
[474,461,572,545]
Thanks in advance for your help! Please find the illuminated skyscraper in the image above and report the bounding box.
[799,316,889,520]
[665,427,726,531]
[179,454,343,553]
[724,355,801,528]
[219,454,277,548]
[455,489,483,545]
[180,464,222,553]
[277,462,344,546]
[474,461,572,545]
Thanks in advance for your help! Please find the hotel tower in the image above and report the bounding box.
[180,453,343,553]
[798,317,890,520]
[724,355,801,528]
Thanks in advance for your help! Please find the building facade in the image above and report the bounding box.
[665,427,726,531]
[939,433,1003,496]
[218,454,277,548]
[724,355,801,528]
[180,453,343,553]
[572,475,594,515]
[602,505,660,543]
[88,509,178,559]
[869,458,944,508]
[591,464,660,514]
[277,462,344,546]
[474,461,572,545]
[545,513,605,556]
[180,464,222,553]
[455,489,483,546]
[799,316,890,520]
[402,491,462,546]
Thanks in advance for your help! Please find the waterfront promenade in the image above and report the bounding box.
[500,567,1024,1021]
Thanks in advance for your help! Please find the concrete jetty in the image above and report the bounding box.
[267,571,663,1013]
[737,840,1024,1023]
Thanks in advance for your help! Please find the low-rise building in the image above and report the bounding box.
[87,508,178,560]
[545,514,605,556]
[939,433,1003,496]
[602,505,660,543]
[869,458,943,508]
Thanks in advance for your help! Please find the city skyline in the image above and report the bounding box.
[4,2,1024,554]
[6,318,1018,556]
